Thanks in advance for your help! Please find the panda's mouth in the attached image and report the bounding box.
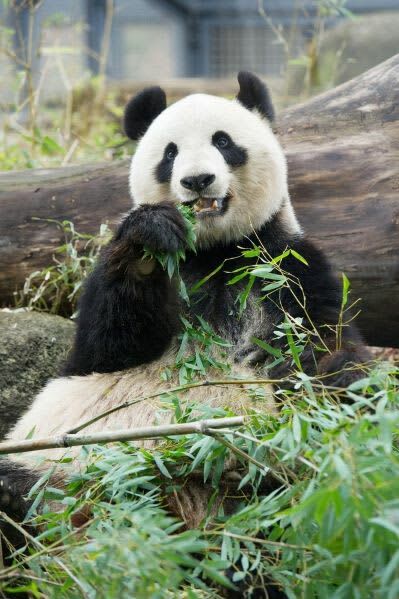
[183,192,231,217]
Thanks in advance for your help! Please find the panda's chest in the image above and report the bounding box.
[180,258,261,344]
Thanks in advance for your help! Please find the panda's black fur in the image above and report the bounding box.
[1,73,370,596]
[63,206,366,381]
[124,85,167,140]
[236,70,275,121]
[61,202,185,376]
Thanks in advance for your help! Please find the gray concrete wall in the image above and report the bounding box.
[1,0,398,97]
[109,0,186,79]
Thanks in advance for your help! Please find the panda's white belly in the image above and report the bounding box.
[7,343,274,470]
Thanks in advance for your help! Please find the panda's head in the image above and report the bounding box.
[125,72,300,247]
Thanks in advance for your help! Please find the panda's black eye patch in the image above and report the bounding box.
[156,142,178,183]
[212,131,247,167]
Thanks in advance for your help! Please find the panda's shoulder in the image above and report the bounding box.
[255,215,330,271]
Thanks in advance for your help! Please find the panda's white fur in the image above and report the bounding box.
[8,347,275,470]
[130,93,301,248]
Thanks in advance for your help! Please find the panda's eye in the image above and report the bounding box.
[215,135,229,149]
[165,143,178,160]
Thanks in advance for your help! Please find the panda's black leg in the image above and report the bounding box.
[62,202,188,376]
[316,344,371,388]
[267,338,370,391]
[0,460,39,563]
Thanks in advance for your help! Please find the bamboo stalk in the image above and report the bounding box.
[0,416,245,456]
[66,378,279,435]
[66,373,349,436]
[207,430,289,487]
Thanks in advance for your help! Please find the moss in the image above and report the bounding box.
[0,310,75,439]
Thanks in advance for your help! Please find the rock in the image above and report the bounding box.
[0,309,75,440]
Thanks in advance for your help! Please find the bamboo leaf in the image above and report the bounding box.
[341,272,351,308]
[251,336,282,358]
[291,249,309,266]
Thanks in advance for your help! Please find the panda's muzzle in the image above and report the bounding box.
[182,192,231,217]
[180,173,231,216]
[194,197,223,213]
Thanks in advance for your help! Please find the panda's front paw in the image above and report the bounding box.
[119,202,188,254]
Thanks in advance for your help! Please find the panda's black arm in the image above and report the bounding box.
[233,223,370,385]
[266,237,371,385]
[61,202,186,376]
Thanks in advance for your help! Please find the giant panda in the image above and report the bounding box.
[0,72,369,552]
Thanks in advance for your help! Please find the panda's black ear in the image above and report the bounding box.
[124,86,167,140]
[236,71,275,122]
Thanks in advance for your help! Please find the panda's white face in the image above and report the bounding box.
[128,85,299,247]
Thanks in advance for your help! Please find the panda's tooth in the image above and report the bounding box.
[194,198,203,212]
[211,199,218,210]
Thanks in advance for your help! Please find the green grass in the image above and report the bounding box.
[1,366,398,598]
[14,219,111,318]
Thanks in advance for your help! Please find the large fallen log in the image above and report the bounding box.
[278,54,399,348]
[0,56,398,347]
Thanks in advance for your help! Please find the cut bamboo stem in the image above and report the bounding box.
[66,377,279,435]
[66,373,351,436]
[0,416,245,455]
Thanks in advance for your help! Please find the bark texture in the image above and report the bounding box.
[278,54,399,347]
[0,55,398,346]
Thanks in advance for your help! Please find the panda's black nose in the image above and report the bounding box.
[180,174,215,193]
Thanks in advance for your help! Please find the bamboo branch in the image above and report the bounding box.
[0,416,245,456]
[66,372,354,436]
[66,378,280,435]
[220,530,311,552]
[207,430,289,487]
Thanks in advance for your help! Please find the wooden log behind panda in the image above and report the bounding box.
[0,54,398,347]
[278,53,399,350]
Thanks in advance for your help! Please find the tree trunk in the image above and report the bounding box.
[0,55,398,347]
